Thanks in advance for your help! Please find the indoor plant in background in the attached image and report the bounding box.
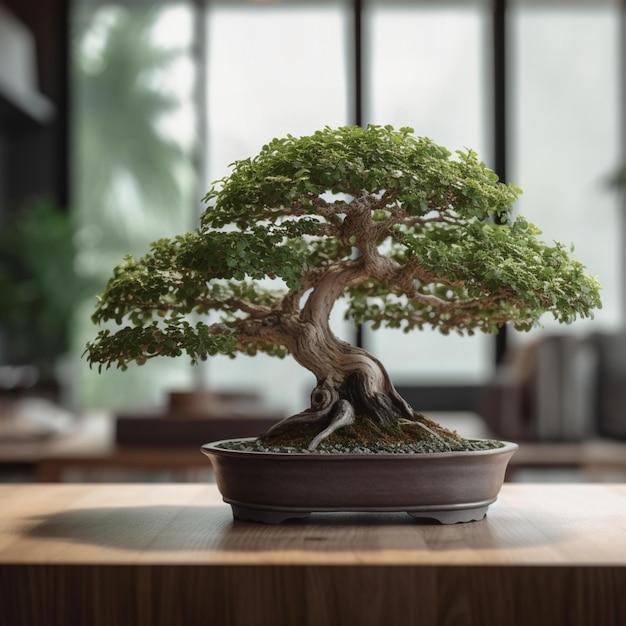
[85,125,601,523]
[0,198,86,393]
[0,198,96,440]
[0,198,98,400]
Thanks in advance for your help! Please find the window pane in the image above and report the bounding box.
[202,2,350,414]
[71,2,198,411]
[364,1,492,384]
[509,2,621,348]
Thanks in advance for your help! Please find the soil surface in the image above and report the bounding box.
[220,412,504,454]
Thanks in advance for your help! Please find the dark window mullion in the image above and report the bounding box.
[352,0,365,349]
[493,0,508,365]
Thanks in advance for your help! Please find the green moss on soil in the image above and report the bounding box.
[218,412,504,454]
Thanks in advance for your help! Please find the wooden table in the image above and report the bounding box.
[1,484,625,626]
[5,411,626,483]
[0,412,488,482]
[0,413,257,482]
[0,422,211,482]
[508,439,626,479]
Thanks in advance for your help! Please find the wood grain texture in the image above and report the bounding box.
[1,484,626,625]
[1,564,624,626]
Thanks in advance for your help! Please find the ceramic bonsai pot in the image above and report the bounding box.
[201,439,518,524]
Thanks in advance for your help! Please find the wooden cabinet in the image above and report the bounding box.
[1,484,625,626]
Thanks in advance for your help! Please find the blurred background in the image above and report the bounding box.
[1,0,625,483]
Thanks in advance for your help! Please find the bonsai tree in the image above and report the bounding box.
[85,125,601,451]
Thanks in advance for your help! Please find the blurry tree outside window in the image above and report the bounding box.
[71,1,197,411]
[70,0,622,415]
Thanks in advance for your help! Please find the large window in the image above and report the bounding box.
[509,1,621,341]
[365,1,491,384]
[71,1,198,411]
[71,0,623,415]
[201,2,351,413]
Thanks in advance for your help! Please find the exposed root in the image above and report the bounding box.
[263,407,331,438]
[412,419,453,451]
[263,376,421,450]
[263,381,337,440]
[259,410,469,452]
[341,370,413,427]
[308,399,355,451]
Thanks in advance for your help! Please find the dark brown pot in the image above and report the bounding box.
[201,439,518,524]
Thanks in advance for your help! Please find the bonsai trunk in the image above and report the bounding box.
[263,262,414,450]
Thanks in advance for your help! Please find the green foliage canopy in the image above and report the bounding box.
[86,125,602,371]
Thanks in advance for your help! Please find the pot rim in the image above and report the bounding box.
[201,438,519,461]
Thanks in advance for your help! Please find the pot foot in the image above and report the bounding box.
[229,503,491,524]
[231,505,311,524]
[407,504,489,524]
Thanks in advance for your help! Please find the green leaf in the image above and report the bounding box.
[87,125,602,371]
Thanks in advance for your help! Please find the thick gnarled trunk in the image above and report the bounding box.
[261,221,415,450]
[263,311,414,450]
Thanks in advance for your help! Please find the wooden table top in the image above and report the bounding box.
[2,483,626,567]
